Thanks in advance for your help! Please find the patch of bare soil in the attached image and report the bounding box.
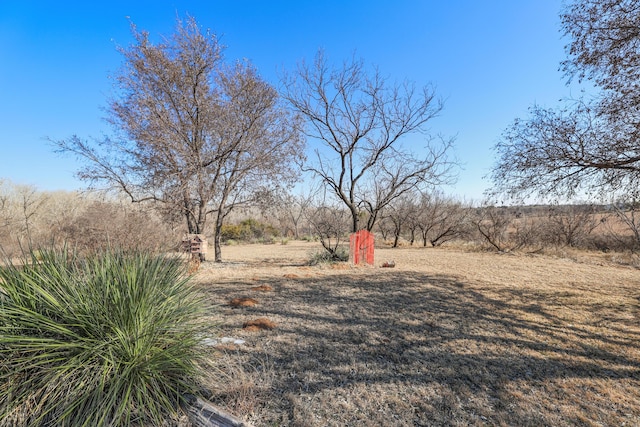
[194,241,640,426]
[229,297,259,308]
[243,318,277,331]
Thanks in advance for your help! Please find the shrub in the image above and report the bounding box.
[220,224,244,242]
[0,249,207,426]
[56,201,175,254]
[308,246,349,265]
[220,219,280,243]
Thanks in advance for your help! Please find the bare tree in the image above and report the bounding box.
[381,194,417,248]
[206,62,304,261]
[607,196,640,251]
[0,181,15,240]
[561,0,640,116]
[542,204,600,247]
[282,51,455,233]
[0,181,48,251]
[376,215,394,242]
[470,206,514,252]
[491,100,640,200]
[414,192,467,247]
[491,0,640,201]
[426,198,468,248]
[16,185,48,245]
[258,185,318,239]
[56,17,303,261]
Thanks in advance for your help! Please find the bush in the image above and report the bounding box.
[308,246,349,265]
[220,224,244,242]
[0,249,207,426]
[220,218,280,243]
[55,201,175,254]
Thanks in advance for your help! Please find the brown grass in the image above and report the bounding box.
[194,241,640,426]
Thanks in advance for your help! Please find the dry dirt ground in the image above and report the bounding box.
[191,241,640,427]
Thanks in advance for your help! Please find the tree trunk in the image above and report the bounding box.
[392,221,402,248]
[293,222,300,240]
[393,233,400,248]
[350,209,359,233]
[186,211,197,234]
[214,212,224,262]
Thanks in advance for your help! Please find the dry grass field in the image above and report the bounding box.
[192,241,640,426]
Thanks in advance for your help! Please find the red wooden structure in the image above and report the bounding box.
[350,229,375,266]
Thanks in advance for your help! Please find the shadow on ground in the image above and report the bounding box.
[201,269,640,427]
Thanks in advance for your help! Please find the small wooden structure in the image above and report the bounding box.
[182,234,208,261]
[350,229,375,266]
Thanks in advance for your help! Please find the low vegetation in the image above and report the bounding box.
[220,218,280,244]
[2,183,640,426]
[308,246,349,265]
[196,241,640,426]
[0,249,207,427]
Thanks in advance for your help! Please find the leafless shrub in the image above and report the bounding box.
[605,198,640,252]
[380,194,417,248]
[470,206,515,252]
[409,192,469,247]
[539,204,600,248]
[510,215,546,252]
[58,201,174,253]
[307,205,350,261]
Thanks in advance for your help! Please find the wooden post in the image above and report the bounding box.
[184,394,254,427]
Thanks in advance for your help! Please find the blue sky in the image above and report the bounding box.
[0,1,576,201]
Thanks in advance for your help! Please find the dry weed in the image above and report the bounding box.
[194,241,640,426]
[204,349,279,423]
[187,255,201,274]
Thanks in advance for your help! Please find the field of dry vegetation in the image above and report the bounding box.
[191,241,640,426]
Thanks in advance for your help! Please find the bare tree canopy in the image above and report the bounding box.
[281,51,455,232]
[561,0,640,107]
[56,16,304,261]
[492,100,640,199]
[491,0,640,201]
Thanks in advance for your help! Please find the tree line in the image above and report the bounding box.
[3,179,640,263]
[26,0,640,262]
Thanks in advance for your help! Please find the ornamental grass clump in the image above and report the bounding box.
[0,249,207,427]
